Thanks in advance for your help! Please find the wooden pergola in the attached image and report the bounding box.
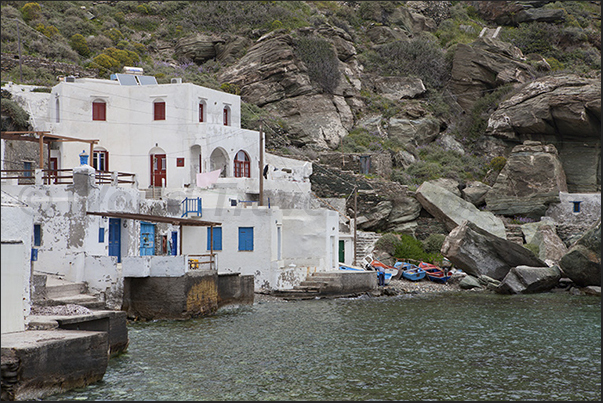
[86,211,221,259]
[1,131,99,168]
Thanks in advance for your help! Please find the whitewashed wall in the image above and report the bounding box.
[1,203,34,333]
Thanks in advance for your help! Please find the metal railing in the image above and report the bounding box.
[181,197,202,217]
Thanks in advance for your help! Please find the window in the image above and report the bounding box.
[176,158,185,167]
[92,100,106,121]
[99,227,105,243]
[55,98,60,123]
[572,201,581,213]
[207,227,222,251]
[34,224,41,246]
[23,161,32,177]
[93,150,109,171]
[223,106,229,126]
[234,150,250,178]
[199,102,204,122]
[154,101,166,120]
[238,227,253,251]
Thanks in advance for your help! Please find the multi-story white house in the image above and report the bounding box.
[47,74,259,192]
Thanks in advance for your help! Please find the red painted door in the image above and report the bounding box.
[150,154,166,187]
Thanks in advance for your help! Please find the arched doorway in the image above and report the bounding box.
[210,148,228,178]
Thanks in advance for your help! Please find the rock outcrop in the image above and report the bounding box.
[416,181,507,238]
[449,37,536,111]
[441,220,547,281]
[496,265,562,294]
[559,219,601,287]
[486,74,601,192]
[525,223,568,264]
[472,1,565,26]
[485,141,568,218]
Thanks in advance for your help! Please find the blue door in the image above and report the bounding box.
[108,218,121,263]
[140,222,155,256]
[171,231,178,255]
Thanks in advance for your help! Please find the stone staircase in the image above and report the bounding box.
[271,272,340,300]
[355,231,382,265]
[504,223,525,245]
[34,273,106,310]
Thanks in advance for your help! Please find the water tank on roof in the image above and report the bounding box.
[123,66,144,75]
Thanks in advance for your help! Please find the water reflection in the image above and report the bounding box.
[47,293,601,401]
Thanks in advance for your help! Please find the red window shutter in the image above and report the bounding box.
[223,108,228,126]
[92,102,106,121]
[154,102,166,121]
[199,103,204,122]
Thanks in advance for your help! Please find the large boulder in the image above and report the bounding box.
[462,181,492,206]
[472,1,564,26]
[371,76,426,101]
[485,141,568,218]
[486,74,601,193]
[441,220,547,281]
[416,181,507,238]
[559,219,601,287]
[525,223,568,264]
[496,265,562,294]
[449,37,535,112]
[387,117,440,148]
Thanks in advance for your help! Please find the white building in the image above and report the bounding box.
[1,76,344,298]
[1,193,34,333]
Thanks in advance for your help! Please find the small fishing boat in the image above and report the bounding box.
[339,263,393,285]
[394,261,426,281]
[419,262,451,283]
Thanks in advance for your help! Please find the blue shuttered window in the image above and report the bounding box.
[238,227,254,251]
[207,227,222,251]
[99,227,105,243]
[33,224,41,246]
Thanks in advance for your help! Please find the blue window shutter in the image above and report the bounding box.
[99,227,105,243]
[207,227,223,251]
[33,224,41,246]
[238,227,253,251]
[31,248,38,261]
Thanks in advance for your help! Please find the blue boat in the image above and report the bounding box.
[394,261,426,281]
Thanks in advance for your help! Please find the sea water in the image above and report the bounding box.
[45,292,601,401]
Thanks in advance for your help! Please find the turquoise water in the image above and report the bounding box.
[47,292,600,401]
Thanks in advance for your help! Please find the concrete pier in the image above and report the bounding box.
[1,330,108,401]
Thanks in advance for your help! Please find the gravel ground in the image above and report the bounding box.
[254,274,468,304]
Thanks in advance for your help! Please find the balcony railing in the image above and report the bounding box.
[1,168,136,186]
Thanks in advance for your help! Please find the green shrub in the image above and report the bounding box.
[92,53,120,72]
[393,234,442,263]
[21,2,41,22]
[70,33,90,56]
[294,36,340,94]
[220,82,240,95]
[104,28,123,44]
[1,98,31,130]
[422,234,446,254]
[102,47,140,67]
[374,233,400,256]
[488,156,507,172]
[366,34,451,89]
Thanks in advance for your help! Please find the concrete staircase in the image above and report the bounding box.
[355,231,382,265]
[504,223,525,245]
[271,272,340,300]
[35,273,106,309]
